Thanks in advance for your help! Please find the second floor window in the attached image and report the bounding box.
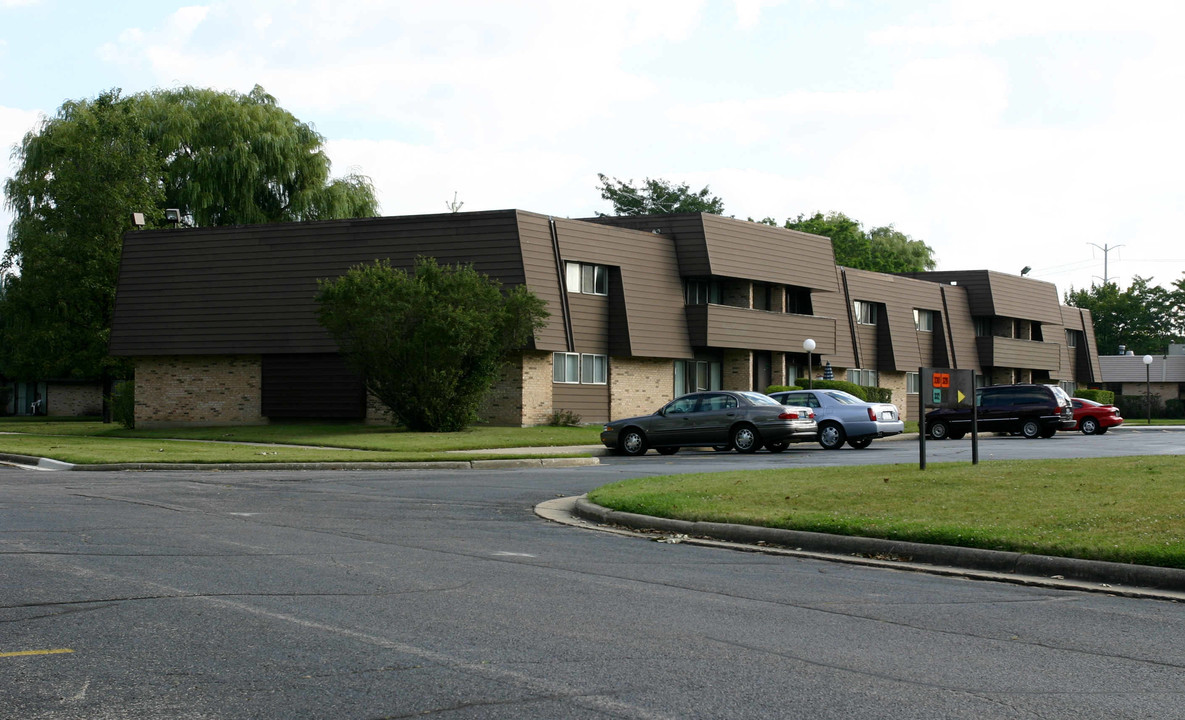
[1066,329,1080,347]
[565,261,608,295]
[684,279,721,305]
[853,300,878,325]
[914,309,935,332]
[974,317,991,337]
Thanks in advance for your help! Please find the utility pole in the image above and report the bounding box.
[1087,242,1123,285]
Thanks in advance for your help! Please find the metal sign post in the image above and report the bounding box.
[919,367,977,469]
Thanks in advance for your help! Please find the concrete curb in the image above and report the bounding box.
[0,454,600,472]
[571,497,1185,596]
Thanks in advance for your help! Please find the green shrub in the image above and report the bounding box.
[110,381,135,429]
[1075,388,1115,404]
[803,379,868,400]
[1115,394,1164,420]
[764,385,802,394]
[1166,398,1185,419]
[863,387,894,403]
[547,409,583,427]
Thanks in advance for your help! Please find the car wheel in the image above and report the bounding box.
[928,421,949,440]
[618,428,647,456]
[765,440,789,453]
[1080,418,1099,435]
[731,424,761,454]
[1021,420,1042,439]
[818,423,846,450]
[656,446,679,455]
[847,437,873,449]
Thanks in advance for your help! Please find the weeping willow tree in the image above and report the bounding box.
[1,85,378,410]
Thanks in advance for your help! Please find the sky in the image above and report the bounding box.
[2,0,1183,296]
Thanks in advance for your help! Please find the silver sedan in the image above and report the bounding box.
[768,389,904,450]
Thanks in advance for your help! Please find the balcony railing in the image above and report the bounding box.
[685,304,836,353]
[975,335,1062,371]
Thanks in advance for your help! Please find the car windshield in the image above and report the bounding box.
[739,392,780,406]
[1075,398,1100,407]
[1049,385,1071,403]
[821,390,862,405]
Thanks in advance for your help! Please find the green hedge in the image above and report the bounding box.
[1075,388,1115,405]
[764,381,894,404]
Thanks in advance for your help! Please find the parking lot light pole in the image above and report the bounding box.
[803,338,816,390]
[1143,354,1154,425]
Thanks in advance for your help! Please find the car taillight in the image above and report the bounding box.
[867,408,877,421]
[778,411,799,420]
[808,411,816,419]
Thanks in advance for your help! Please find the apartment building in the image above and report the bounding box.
[108,210,1101,427]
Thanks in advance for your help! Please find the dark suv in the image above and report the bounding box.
[925,384,1076,440]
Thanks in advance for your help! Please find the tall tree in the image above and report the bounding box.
[1,90,162,386]
[596,174,725,216]
[1,85,378,392]
[316,257,548,432]
[1065,276,1184,355]
[785,212,937,273]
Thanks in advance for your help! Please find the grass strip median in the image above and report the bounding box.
[588,455,1185,569]
[0,421,603,464]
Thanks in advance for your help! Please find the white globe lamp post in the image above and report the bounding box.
[803,339,816,390]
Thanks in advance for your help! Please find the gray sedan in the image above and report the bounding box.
[600,391,817,456]
[768,389,904,450]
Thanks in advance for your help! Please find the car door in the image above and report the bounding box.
[686,392,739,445]
[976,387,1008,432]
[649,395,700,445]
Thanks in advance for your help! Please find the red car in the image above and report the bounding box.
[1071,398,1124,435]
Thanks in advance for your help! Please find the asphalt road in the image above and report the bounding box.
[2,430,1184,719]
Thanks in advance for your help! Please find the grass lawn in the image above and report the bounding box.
[0,420,604,464]
[588,456,1185,569]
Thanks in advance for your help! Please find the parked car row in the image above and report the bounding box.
[600,388,904,456]
[925,384,1123,439]
[600,383,1122,456]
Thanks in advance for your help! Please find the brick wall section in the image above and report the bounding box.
[135,355,263,427]
[721,280,751,308]
[723,349,752,391]
[520,351,553,425]
[609,357,671,419]
[878,371,909,419]
[47,383,103,417]
[365,391,395,425]
[482,355,528,426]
[771,352,787,387]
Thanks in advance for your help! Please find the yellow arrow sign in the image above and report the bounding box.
[957,390,965,404]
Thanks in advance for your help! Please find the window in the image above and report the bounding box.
[786,287,813,315]
[906,372,920,394]
[913,309,935,332]
[674,359,722,395]
[684,278,721,305]
[553,352,579,383]
[581,354,607,385]
[564,261,607,295]
[846,368,878,386]
[853,300,877,325]
[1066,330,1080,347]
[553,352,607,384]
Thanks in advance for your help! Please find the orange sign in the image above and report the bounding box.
[933,372,950,388]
